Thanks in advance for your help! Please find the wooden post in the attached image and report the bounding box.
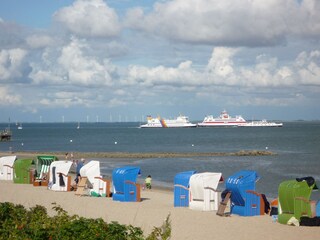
[136,184,141,202]
[67,176,71,191]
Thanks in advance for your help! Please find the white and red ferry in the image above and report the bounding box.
[197,110,246,127]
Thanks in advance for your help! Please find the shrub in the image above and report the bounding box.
[0,202,171,240]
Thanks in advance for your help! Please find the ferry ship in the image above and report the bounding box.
[197,110,246,127]
[239,119,283,127]
[140,115,196,128]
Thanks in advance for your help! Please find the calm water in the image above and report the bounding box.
[1,121,320,199]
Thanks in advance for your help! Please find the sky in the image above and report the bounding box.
[0,0,320,123]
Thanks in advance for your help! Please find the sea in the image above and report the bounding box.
[1,121,320,200]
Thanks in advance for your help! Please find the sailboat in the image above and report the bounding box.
[18,123,23,130]
[77,122,80,129]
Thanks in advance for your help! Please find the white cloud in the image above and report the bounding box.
[53,0,120,37]
[0,86,21,105]
[125,47,320,90]
[206,47,238,78]
[39,91,86,108]
[239,97,294,107]
[30,37,117,87]
[125,0,320,46]
[26,34,55,48]
[126,60,201,86]
[0,48,28,81]
[295,50,320,85]
[1,1,320,121]
[107,98,127,107]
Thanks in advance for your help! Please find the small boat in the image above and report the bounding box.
[140,115,196,128]
[239,119,283,127]
[0,128,12,141]
[197,110,246,127]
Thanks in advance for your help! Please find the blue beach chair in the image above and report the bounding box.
[226,170,265,216]
[174,171,197,207]
[112,166,141,202]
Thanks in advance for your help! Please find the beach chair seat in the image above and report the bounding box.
[91,177,111,197]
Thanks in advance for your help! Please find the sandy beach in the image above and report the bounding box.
[1,180,319,240]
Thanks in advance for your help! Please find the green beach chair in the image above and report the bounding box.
[34,156,58,186]
[278,178,316,224]
[13,159,34,184]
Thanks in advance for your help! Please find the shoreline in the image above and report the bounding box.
[0,150,276,159]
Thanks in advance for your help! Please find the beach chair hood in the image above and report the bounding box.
[79,160,101,184]
[226,170,259,206]
[36,156,58,179]
[174,171,197,187]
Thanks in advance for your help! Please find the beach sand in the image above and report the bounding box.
[1,181,319,240]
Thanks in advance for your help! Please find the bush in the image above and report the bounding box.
[0,202,171,240]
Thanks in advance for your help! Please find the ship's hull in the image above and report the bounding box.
[197,122,244,127]
[239,121,283,127]
[140,123,196,128]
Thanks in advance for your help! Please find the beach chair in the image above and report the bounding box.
[78,160,110,197]
[189,172,223,211]
[226,170,265,216]
[34,156,58,186]
[278,177,317,224]
[112,166,141,202]
[174,171,197,207]
[48,161,73,191]
[0,156,17,181]
[13,159,33,184]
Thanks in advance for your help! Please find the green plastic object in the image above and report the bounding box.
[278,180,314,224]
[13,159,33,184]
[90,191,101,197]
